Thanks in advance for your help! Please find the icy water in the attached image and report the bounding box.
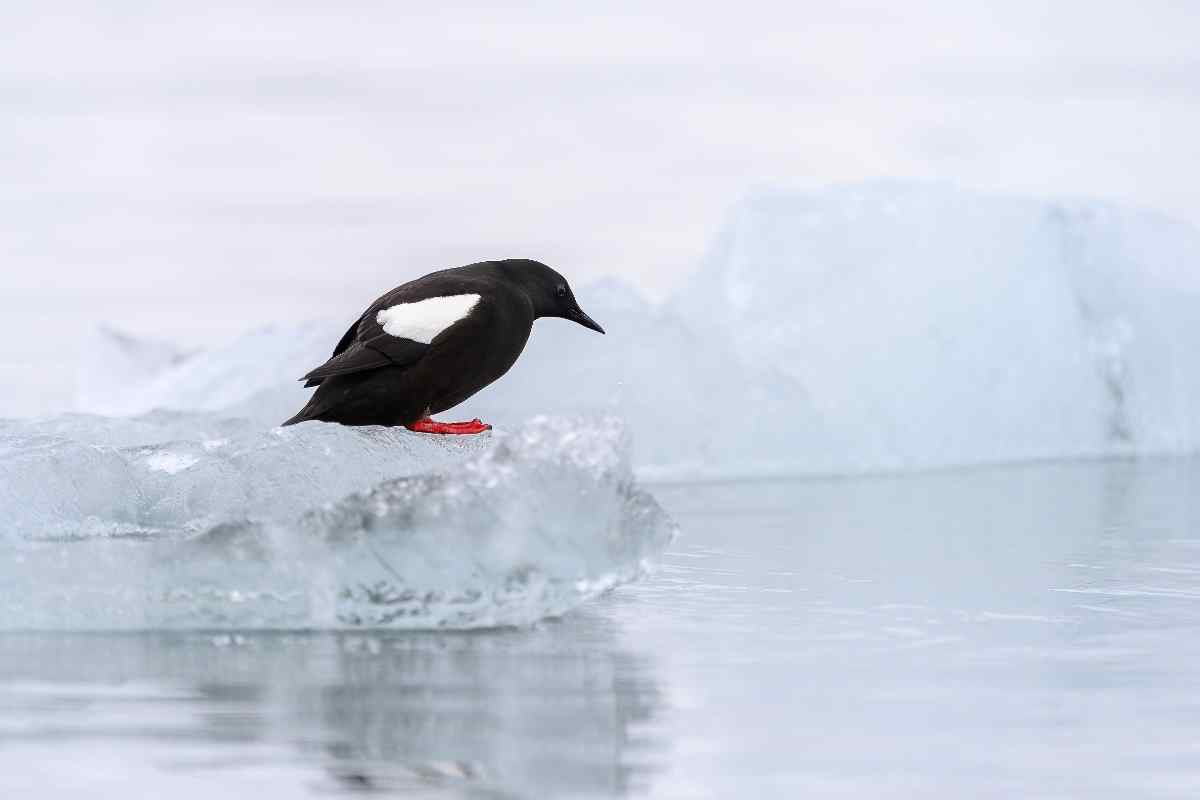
[2,459,1199,798]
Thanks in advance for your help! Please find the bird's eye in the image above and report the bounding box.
[556,285,567,298]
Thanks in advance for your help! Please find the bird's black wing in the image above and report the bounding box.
[300,315,431,386]
[330,316,362,358]
[300,275,491,387]
[300,314,388,387]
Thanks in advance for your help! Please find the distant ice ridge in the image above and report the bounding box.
[76,320,338,428]
[75,181,1200,475]
[0,415,675,629]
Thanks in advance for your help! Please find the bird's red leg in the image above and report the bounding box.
[406,417,492,435]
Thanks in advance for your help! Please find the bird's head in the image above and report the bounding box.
[498,259,605,334]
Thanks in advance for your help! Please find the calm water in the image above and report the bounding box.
[2,460,1200,798]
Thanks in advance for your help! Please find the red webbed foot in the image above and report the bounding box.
[405,417,492,435]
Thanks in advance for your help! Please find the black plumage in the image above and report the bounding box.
[282,259,604,430]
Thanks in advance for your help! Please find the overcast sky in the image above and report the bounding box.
[3,1,1199,415]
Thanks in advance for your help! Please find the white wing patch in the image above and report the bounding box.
[375,293,481,344]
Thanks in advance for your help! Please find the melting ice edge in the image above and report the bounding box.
[0,414,677,630]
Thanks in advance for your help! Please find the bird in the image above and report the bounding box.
[281,259,605,432]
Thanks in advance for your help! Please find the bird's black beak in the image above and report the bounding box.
[568,305,605,334]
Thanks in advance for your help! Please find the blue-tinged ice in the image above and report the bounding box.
[0,415,675,629]
[674,181,1200,472]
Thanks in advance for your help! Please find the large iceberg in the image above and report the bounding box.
[73,181,1200,475]
[675,181,1200,471]
[0,415,675,629]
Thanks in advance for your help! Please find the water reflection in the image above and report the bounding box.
[0,617,662,797]
[4,459,1200,798]
[634,458,1200,798]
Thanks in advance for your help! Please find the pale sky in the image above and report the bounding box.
[3,1,1199,415]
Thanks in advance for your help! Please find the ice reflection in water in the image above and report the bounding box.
[2,458,1199,797]
[0,623,661,797]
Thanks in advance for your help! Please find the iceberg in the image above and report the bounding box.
[76,326,197,416]
[0,415,675,630]
[73,181,1200,475]
[676,181,1200,470]
[76,321,341,429]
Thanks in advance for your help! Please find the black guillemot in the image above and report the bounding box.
[281,259,604,432]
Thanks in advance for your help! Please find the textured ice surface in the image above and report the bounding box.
[75,182,1200,475]
[0,415,675,629]
[0,413,490,540]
